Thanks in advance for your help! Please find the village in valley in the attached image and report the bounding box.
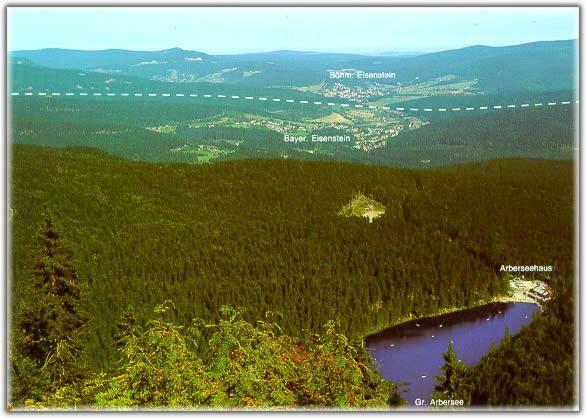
[168,107,429,156]
[144,76,484,162]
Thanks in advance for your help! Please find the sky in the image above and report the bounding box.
[7,7,579,54]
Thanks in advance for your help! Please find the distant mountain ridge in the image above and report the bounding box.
[10,39,578,94]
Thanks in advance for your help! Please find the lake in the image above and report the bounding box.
[365,302,541,406]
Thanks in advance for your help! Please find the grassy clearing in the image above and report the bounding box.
[338,192,385,222]
[311,112,351,124]
[146,125,177,134]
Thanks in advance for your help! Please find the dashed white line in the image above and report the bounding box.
[9,92,578,115]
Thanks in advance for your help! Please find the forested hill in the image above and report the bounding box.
[371,105,576,167]
[10,40,577,92]
[10,145,574,371]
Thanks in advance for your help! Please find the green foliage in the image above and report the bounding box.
[13,211,88,392]
[7,39,578,409]
[10,95,576,168]
[10,146,573,372]
[9,212,89,408]
[432,341,469,404]
[452,279,576,407]
[10,97,342,163]
[29,303,401,410]
[113,306,138,349]
[9,345,52,405]
[371,106,575,167]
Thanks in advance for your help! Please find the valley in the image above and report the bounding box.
[7,35,578,409]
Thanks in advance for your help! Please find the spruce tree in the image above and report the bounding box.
[113,306,138,349]
[432,340,467,402]
[18,210,88,385]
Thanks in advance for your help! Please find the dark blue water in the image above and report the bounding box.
[365,302,540,406]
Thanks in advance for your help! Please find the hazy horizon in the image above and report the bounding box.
[7,38,578,57]
[7,7,578,55]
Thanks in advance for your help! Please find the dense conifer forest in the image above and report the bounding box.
[10,144,573,378]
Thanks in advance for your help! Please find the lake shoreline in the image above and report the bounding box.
[364,301,542,405]
[361,291,540,342]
